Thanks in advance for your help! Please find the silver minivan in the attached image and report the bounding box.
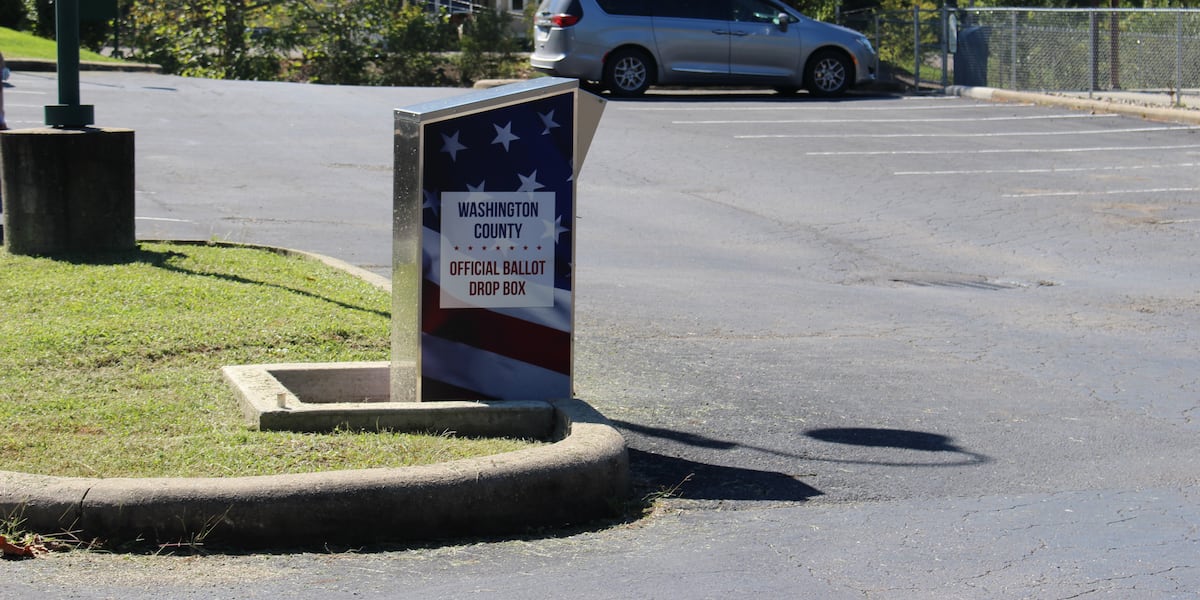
[531,0,877,97]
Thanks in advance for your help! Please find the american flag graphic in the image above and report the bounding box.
[418,91,575,401]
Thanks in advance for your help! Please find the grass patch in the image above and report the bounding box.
[0,27,120,63]
[0,242,538,478]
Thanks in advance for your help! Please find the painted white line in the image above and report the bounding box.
[6,89,48,95]
[136,216,195,223]
[1003,187,1200,198]
[739,125,1194,140]
[675,114,1114,125]
[805,143,1200,156]
[896,162,1200,176]
[622,102,1030,112]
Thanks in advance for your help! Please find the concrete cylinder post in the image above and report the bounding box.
[1,127,135,255]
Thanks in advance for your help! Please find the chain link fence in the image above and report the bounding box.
[839,7,1200,105]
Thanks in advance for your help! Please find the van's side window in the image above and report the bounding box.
[596,0,650,16]
[653,0,730,21]
[732,0,782,23]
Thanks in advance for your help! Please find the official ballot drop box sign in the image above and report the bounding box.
[393,78,605,402]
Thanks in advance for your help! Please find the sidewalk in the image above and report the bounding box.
[947,85,1200,125]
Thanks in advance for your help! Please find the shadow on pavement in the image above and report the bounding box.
[806,427,967,451]
[804,427,992,467]
[614,420,992,500]
[615,420,821,502]
[615,420,741,451]
[628,448,823,503]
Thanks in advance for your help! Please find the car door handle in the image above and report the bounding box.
[712,29,729,35]
[729,30,749,36]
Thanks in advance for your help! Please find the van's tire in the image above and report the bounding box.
[804,49,852,97]
[604,49,653,97]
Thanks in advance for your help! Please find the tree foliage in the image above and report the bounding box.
[0,0,28,29]
[124,0,279,79]
[456,8,518,85]
[284,1,459,85]
[116,0,514,86]
[783,0,844,22]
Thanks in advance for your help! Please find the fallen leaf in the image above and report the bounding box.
[0,533,47,558]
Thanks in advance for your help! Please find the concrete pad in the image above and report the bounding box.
[222,361,556,439]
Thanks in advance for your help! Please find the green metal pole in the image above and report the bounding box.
[45,0,95,127]
[57,0,80,106]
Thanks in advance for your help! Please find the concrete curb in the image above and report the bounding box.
[6,58,163,73]
[946,85,1200,126]
[0,243,630,547]
[0,398,629,547]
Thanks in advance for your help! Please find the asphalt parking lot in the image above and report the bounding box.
[4,72,1199,598]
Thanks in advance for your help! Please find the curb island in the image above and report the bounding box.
[0,243,629,547]
[0,397,628,547]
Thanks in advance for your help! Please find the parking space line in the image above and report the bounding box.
[805,143,1200,156]
[895,162,1200,176]
[738,125,1195,139]
[1003,187,1200,198]
[137,216,196,223]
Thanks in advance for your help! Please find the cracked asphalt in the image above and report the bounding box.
[3,71,1198,597]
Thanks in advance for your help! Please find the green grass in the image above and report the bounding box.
[0,27,120,63]
[0,242,538,478]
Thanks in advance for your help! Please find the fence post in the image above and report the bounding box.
[874,13,882,81]
[1009,11,1017,89]
[914,4,921,90]
[1109,7,1120,89]
[941,5,949,88]
[1177,11,1184,106]
[1089,10,1097,95]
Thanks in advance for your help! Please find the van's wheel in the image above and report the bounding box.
[604,49,652,97]
[805,50,852,97]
